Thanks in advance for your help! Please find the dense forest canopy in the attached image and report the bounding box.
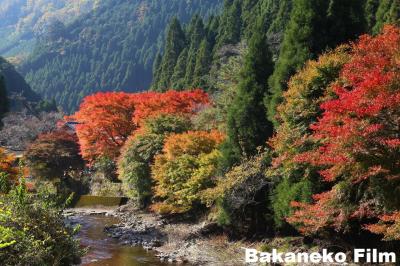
[19,0,223,113]
[153,0,398,98]
[0,0,97,57]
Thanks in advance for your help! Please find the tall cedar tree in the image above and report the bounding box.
[0,75,8,122]
[267,0,366,126]
[365,0,380,32]
[215,0,242,49]
[373,0,400,34]
[193,39,212,89]
[152,53,162,89]
[171,48,189,89]
[219,27,274,170]
[184,15,206,87]
[152,18,186,92]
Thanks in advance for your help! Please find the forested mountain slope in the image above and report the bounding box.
[0,57,42,112]
[151,0,293,92]
[152,0,399,99]
[0,0,97,57]
[19,0,223,113]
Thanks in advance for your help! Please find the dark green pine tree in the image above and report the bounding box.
[0,75,8,124]
[373,0,400,34]
[365,0,380,32]
[153,17,186,92]
[219,26,274,171]
[151,52,162,89]
[388,0,400,26]
[171,48,188,90]
[205,15,220,48]
[265,0,293,36]
[324,0,366,48]
[193,39,212,89]
[215,0,242,49]
[184,15,206,87]
[267,0,366,126]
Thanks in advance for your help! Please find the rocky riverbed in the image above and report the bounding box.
[65,205,246,265]
[100,205,245,265]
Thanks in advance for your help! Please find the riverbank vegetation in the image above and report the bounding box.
[0,0,399,264]
[0,149,82,265]
[67,25,400,252]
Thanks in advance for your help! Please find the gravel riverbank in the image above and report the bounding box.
[94,205,245,265]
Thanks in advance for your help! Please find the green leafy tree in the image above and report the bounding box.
[0,184,82,265]
[118,115,191,207]
[365,0,380,32]
[219,26,274,170]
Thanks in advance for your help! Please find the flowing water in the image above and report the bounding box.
[73,214,167,266]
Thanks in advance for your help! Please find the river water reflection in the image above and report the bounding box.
[74,214,167,266]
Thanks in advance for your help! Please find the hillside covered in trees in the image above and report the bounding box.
[19,0,223,113]
[0,0,97,57]
[153,0,399,98]
[0,56,41,112]
[1,0,400,264]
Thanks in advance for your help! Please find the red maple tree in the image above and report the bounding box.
[289,26,400,236]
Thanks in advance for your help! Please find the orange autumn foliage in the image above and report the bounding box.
[364,212,400,241]
[70,89,209,162]
[0,148,18,186]
[69,92,137,161]
[132,89,209,125]
[161,130,225,160]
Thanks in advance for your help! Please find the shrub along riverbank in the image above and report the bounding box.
[0,183,82,265]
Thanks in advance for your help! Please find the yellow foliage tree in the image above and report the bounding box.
[151,131,224,214]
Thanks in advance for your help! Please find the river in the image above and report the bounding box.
[71,214,167,266]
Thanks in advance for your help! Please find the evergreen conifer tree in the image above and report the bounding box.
[365,0,380,32]
[171,48,189,90]
[219,25,274,171]
[155,17,186,91]
[267,0,366,126]
[215,0,242,49]
[373,0,399,34]
[151,53,162,89]
[184,15,206,87]
[193,39,212,89]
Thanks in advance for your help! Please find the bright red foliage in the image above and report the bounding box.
[287,190,344,235]
[69,92,137,161]
[290,26,400,235]
[70,89,209,162]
